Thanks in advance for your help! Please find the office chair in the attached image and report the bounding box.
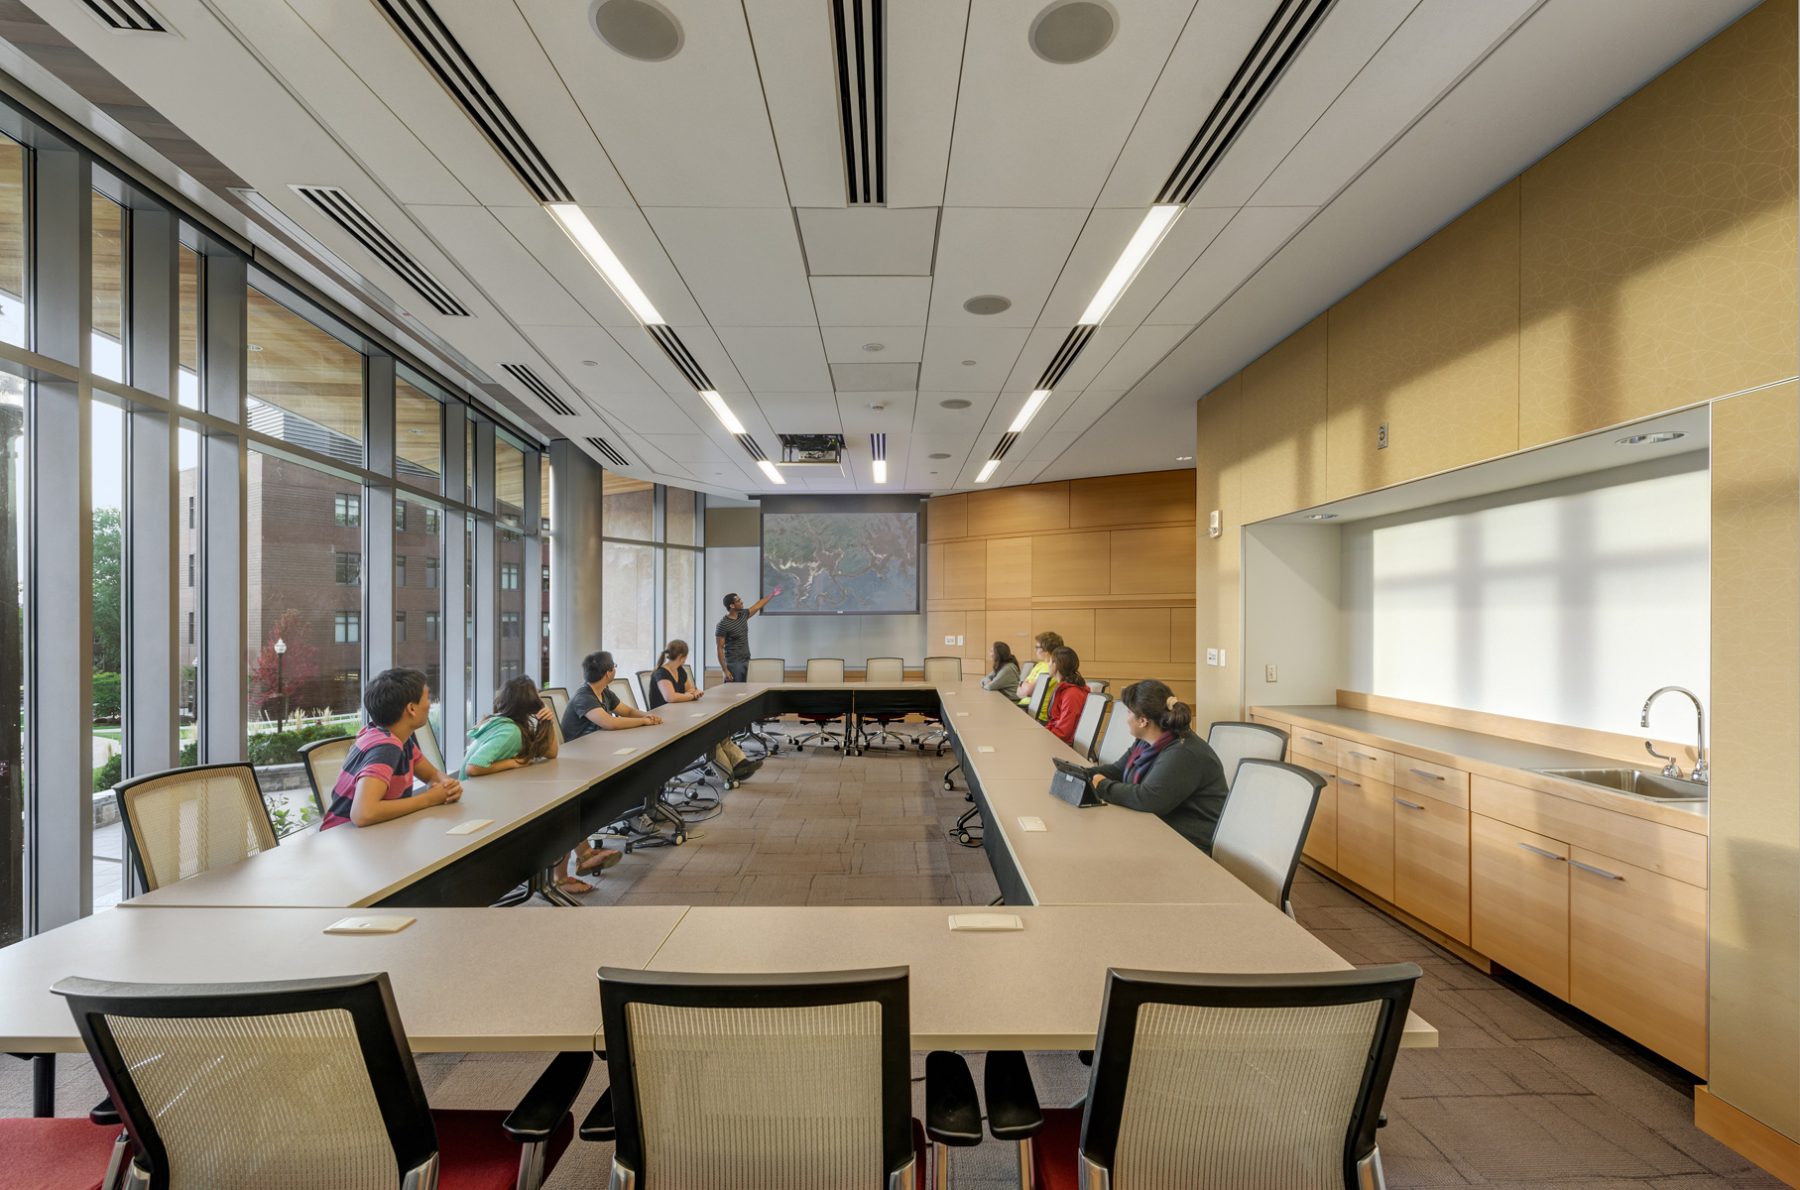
[1211,759,1324,916]
[1085,679,1109,694]
[1070,694,1108,761]
[915,656,963,755]
[541,696,565,745]
[983,963,1421,1190]
[540,685,571,726]
[114,763,277,892]
[297,735,354,820]
[1094,702,1136,766]
[587,966,979,1189]
[860,656,909,750]
[791,658,849,751]
[635,669,656,709]
[55,972,586,1190]
[414,714,447,775]
[608,676,639,710]
[739,657,788,753]
[0,1112,129,1190]
[1208,719,1290,788]
[1023,678,1051,720]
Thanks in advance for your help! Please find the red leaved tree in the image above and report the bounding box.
[248,610,320,728]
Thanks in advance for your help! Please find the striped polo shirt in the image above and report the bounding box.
[714,610,752,664]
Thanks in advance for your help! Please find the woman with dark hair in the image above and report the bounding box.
[463,674,621,893]
[981,641,1020,701]
[649,639,759,780]
[1087,679,1229,852]
[1042,646,1090,747]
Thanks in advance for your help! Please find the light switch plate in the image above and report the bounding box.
[1218,650,1226,667]
[1205,648,1219,666]
[1265,664,1279,683]
[1208,509,1222,538]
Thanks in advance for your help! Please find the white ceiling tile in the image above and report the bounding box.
[742,0,848,208]
[407,204,594,325]
[645,208,816,327]
[715,326,832,390]
[821,326,927,363]
[886,0,971,207]
[905,435,982,486]
[797,207,940,275]
[918,326,1032,391]
[928,207,1091,327]
[1086,323,1195,392]
[1146,206,1316,325]
[753,393,843,433]
[646,434,738,464]
[1001,326,1078,392]
[489,204,705,328]
[1097,206,1237,328]
[520,324,666,397]
[945,0,1197,208]
[913,393,1001,435]
[830,362,921,391]
[810,276,932,326]
[1022,430,1081,463]
[837,392,918,434]
[516,0,790,207]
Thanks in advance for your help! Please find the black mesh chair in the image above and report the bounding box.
[985,964,1422,1190]
[54,972,588,1190]
[584,966,981,1189]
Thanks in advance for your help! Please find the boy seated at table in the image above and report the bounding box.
[561,650,663,741]
[320,667,463,830]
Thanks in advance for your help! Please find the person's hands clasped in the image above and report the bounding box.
[424,779,464,806]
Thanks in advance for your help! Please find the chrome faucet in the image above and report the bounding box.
[1642,686,1708,784]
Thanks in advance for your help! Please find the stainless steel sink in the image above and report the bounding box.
[1534,767,1708,803]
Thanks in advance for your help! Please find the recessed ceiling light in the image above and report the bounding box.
[546,203,664,325]
[862,342,885,352]
[928,452,951,460]
[962,294,1012,316]
[591,0,683,61]
[938,398,972,410]
[961,359,977,366]
[1029,0,1118,65]
[1307,512,1338,521]
[1616,430,1687,446]
[976,459,1000,483]
[581,359,599,367]
[1008,389,1052,433]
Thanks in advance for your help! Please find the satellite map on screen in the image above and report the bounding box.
[761,511,919,614]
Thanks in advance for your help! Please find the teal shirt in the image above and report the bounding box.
[460,717,524,779]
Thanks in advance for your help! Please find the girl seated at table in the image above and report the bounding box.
[1043,646,1089,747]
[647,639,759,781]
[1086,679,1229,852]
[981,641,1020,701]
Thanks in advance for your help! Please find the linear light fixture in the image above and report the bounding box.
[1008,390,1052,434]
[757,459,786,485]
[976,458,1000,483]
[1079,204,1182,327]
[872,459,887,484]
[545,203,664,326]
[870,432,887,484]
[698,389,746,435]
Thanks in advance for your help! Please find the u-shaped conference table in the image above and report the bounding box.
[0,678,1433,1112]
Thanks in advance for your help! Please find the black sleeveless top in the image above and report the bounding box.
[646,663,689,710]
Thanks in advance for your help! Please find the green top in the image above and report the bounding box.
[460,717,524,779]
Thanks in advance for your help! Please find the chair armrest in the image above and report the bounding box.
[89,1097,119,1127]
[502,1051,593,1143]
[924,1051,982,1147]
[983,1050,1044,1141]
[578,1087,615,1143]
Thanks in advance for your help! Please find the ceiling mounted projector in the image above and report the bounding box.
[777,433,846,473]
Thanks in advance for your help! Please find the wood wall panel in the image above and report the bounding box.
[926,611,966,657]
[1240,313,1330,522]
[966,483,1069,537]
[1195,375,1243,730]
[1111,526,1196,595]
[926,543,944,601]
[942,540,986,600]
[1033,609,1095,660]
[928,493,967,541]
[984,609,1033,655]
[1519,2,1798,445]
[1096,608,1172,664]
[986,537,1032,599]
[1071,470,1196,528]
[1031,531,1111,598]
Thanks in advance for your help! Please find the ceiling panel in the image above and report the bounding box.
[837,391,918,434]
[407,204,592,325]
[752,393,843,432]
[885,0,971,207]
[715,326,833,390]
[1085,323,1195,393]
[830,362,921,391]
[488,204,705,329]
[904,434,982,488]
[646,434,738,464]
[796,207,939,275]
[516,0,790,207]
[913,392,1002,435]
[1145,206,1316,326]
[821,326,927,363]
[927,207,1090,327]
[520,324,666,397]
[917,326,1032,392]
[945,0,1196,208]
[645,207,816,326]
[742,0,847,208]
[810,276,932,325]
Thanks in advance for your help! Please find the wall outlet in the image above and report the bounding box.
[1265,663,1279,683]
[943,635,955,646]
[1205,648,1219,666]
[1218,649,1226,667]
[1208,509,1222,539]
[1377,422,1390,450]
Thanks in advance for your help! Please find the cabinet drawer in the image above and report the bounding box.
[1568,847,1707,1075]
[1471,814,1569,999]
[1395,755,1470,808]
[1288,726,1337,764]
[1472,776,1706,888]
[1249,713,1290,733]
[1335,739,1395,783]
[1393,791,1471,944]
[1335,773,1394,901]
[1302,766,1338,870]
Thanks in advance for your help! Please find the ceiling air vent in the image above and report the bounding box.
[291,186,470,317]
[737,435,769,462]
[990,431,1021,461]
[829,0,884,204]
[80,0,166,32]
[1156,0,1339,205]
[646,325,714,392]
[372,0,574,204]
[1035,325,1097,391]
[500,364,575,417]
[586,436,630,467]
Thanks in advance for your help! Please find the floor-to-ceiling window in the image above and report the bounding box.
[0,133,22,945]
[602,475,704,688]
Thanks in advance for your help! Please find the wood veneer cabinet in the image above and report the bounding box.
[1334,772,1395,901]
[1392,789,1471,944]
[1471,813,1571,999]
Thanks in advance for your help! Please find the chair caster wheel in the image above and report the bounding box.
[943,777,955,791]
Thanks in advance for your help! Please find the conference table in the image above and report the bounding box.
[0,678,1435,1113]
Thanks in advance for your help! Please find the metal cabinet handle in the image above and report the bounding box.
[1569,859,1625,881]
[1303,736,1325,746]
[1349,751,1380,761]
[1408,767,1445,781]
[1516,842,1565,862]
[1338,777,1362,788]
[1394,797,1425,810]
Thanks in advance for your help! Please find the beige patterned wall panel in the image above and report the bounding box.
[942,540,986,601]
[1326,182,1522,501]
[1096,607,1173,664]
[1241,314,1330,522]
[1033,608,1095,660]
[1031,531,1112,598]
[926,543,945,601]
[1521,1,1799,445]
[967,483,1070,537]
[1071,469,1196,528]
[1195,377,1243,728]
[927,494,967,541]
[986,537,1032,599]
[1111,526,1197,595]
[984,609,1033,657]
[1708,382,1800,1139]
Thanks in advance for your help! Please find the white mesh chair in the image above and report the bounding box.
[1095,703,1136,767]
[860,657,909,750]
[741,659,788,752]
[635,669,657,709]
[414,715,447,775]
[1207,720,1290,789]
[1070,695,1108,761]
[984,964,1422,1190]
[1085,679,1109,694]
[586,967,977,1189]
[791,658,849,751]
[541,686,571,725]
[542,697,565,745]
[609,677,640,711]
[1024,680,1051,720]
[55,973,588,1190]
[297,735,354,819]
[1212,759,1326,915]
[113,764,278,892]
[915,657,964,754]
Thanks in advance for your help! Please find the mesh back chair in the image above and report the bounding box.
[541,686,571,725]
[1213,759,1325,916]
[635,669,656,709]
[54,973,586,1190]
[114,764,277,892]
[860,657,909,750]
[588,967,978,1190]
[0,1113,129,1190]
[1085,679,1110,694]
[414,716,447,775]
[609,677,639,710]
[298,735,354,819]
[1024,679,1051,720]
[1208,720,1290,789]
[1071,695,1109,761]
[542,697,565,745]
[741,659,788,752]
[915,657,964,754]
[792,658,849,751]
[985,964,1422,1190]
[1095,704,1136,767]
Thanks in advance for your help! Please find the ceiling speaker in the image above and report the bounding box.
[593,0,683,62]
[1029,1,1117,65]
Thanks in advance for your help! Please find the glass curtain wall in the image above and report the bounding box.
[601,474,704,689]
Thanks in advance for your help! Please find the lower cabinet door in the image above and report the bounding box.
[1297,763,1338,870]
[1392,791,1471,944]
[1470,814,1569,999]
[1568,847,1707,1075]
[1334,774,1394,901]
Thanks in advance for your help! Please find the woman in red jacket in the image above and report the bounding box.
[1043,647,1089,747]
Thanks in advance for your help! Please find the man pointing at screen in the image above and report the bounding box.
[716,589,779,682]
